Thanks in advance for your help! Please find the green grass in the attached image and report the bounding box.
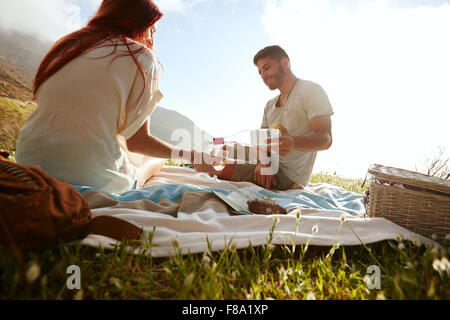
[310,171,369,195]
[0,96,36,151]
[1,172,449,300]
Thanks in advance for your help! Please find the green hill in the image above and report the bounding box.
[0,57,36,152]
[0,96,36,152]
[0,28,50,76]
[0,58,34,101]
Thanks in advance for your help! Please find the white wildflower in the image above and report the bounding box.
[25,262,40,283]
[306,291,316,300]
[340,214,347,223]
[432,259,443,272]
[273,216,280,225]
[291,208,301,220]
[431,234,437,240]
[202,254,211,266]
[441,257,450,272]
[312,224,319,234]
[398,242,405,250]
[412,238,421,247]
[395,234,403,242]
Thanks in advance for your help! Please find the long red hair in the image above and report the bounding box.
[33,0,163,98]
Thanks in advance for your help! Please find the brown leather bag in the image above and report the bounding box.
[0,150,143,252]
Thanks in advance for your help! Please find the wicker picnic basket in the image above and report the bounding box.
[365,164,450,244]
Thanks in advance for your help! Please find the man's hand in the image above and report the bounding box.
[266,135,295,156]
[254,161,277,189]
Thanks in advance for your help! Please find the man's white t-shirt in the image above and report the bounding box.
[261,78,334,188]
[15,37,163,194]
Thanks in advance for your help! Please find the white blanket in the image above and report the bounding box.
[80,166,437,257]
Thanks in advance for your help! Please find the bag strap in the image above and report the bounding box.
[87,216,143,241]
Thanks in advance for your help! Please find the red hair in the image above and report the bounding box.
[33,0,163,98]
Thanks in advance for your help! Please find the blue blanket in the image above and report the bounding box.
[70,182,365,216]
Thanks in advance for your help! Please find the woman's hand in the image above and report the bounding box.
[191,149,224,177]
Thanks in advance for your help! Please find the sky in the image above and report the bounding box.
[1,0,449,178]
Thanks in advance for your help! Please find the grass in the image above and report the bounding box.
[0,96,36,151]
[1,172,449,300]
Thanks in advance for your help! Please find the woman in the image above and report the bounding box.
[15,0,211,195]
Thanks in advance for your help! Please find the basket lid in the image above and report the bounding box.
[368,163,450,195]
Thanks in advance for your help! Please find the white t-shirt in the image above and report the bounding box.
[15,37,163,194]
[261,78,334,188]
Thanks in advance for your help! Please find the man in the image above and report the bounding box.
[195,45,334,190]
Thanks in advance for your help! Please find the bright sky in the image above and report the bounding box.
[1,0,449,178]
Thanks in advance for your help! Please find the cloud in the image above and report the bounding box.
[0,0,210,41]
[261,0,450,176]
[0,0,101,41]
[154,0,210,14]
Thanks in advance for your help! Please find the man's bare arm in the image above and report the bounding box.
[292,115,332,152]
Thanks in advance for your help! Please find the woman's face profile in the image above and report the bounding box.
[146,22,158,48]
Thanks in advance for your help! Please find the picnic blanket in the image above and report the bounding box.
[70,166,437,257]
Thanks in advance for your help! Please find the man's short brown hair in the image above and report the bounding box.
[253,45,290,66]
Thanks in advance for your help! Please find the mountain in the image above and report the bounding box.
[0,58,34,101]
[0,28,51,75]
[0,28,51,101]
[150,106,212,151]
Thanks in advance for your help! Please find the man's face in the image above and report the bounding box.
[256,57,285,90]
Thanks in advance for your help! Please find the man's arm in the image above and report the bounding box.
[267,115,332,156]
[292,115,332,152]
